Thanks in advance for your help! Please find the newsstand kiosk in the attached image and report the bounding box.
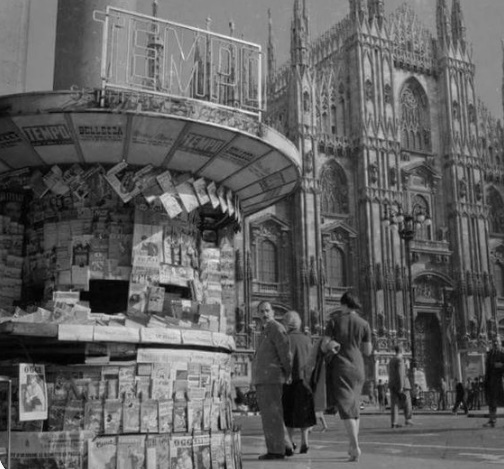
[0,4,301,468]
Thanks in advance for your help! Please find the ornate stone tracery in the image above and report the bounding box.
[400,78,432,152]
[320,161,349,215]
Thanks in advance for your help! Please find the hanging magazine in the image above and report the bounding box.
[169,435,193,469]
[88,436,117,469]
[146,434,170,469]
[18,363,48,421]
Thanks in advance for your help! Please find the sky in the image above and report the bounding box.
[28,0,504,119]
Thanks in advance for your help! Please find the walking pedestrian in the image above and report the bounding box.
[466,378,474,410]
[321,291,372,462]
[388,345,413,428]
[377,379,386,412]
[483,337,504,427]
[452,380,468,415]
[437,377,447,411]
[282,311,316,454]
[251,301,292,460]
[470,377,481,410]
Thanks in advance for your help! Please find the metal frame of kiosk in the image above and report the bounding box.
[0,376,11,469]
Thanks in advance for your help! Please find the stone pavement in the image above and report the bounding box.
[235,407,504,469]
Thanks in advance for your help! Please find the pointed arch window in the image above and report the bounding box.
[400,79,432,152]
[303,91,310,112]
[320,162,349,216]
[488,187,504,234]
[325,246,345,287]
[258,240,278,283]
[331,105,337,135]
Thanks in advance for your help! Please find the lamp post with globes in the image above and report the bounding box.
[382,206,431,390]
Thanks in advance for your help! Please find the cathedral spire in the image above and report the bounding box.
[267,9,276,93]
[368,0,385,26]
[436,0,451,51]
[451,0,466,51]
[291,0,310,68]
[349,0,368,23]
[502,39,504,118]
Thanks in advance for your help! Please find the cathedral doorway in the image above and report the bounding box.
[415,312,444,390]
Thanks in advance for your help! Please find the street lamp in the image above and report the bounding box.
[382,205,431,389]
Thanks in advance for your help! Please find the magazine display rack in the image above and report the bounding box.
[0,325,242,468]
[0,163,245,468]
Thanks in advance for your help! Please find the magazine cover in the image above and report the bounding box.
[210,432,226,469]
[192,178,210,206]
[104,399,123,435]
[193,433,211,469]
[135,376,151,401]
[127,282,148,316]
[117,434,146,469]
[18,363,48,421]
[146,434,170,469]
[206,181,220,209]
[47,396,67,431]
[151,378,173,401]
[84,399,104,436]
[190,399,204,432]
[140,399,159,434]
[122,397,141,433]
[202,397,212,431]
[147,285,165,314]
[63,399,85,431]
[88,436,117,469]
[119,377,136,401]
[158,399,173,434]
[176,178,200,213]
[224,431,236,469]
[169,436,193,469]
[172,399,188,433]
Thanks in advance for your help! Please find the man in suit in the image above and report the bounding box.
[388,345,413,428]
[251,301,292,460]
[483,337,504,427]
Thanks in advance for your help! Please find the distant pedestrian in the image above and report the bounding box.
[282,311,316,455]
[466,378,474,410]
[483,337,504,427]
[388,345,413,428]
[368,380,376,406]
[472,378,481,411]
[251,301,292,460]
[452,380,468,415]
[377,379,386,412]
[437,377,447,411]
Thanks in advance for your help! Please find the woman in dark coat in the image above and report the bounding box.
[282,310,316,454]
[321,291,372,462]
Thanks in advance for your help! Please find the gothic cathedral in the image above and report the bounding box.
[237,0,504,389]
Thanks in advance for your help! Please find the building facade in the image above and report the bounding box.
[237,0,504,389]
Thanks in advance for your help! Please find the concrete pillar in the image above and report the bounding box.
[0,0,31,95]
[53,0,137,91]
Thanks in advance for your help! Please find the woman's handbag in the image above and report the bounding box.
[310,347,325,393]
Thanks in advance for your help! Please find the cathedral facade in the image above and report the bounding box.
[236,0,504,389]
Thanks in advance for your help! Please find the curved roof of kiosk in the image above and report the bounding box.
[0,90,301,215]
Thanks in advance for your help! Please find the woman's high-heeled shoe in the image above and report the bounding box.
[300,445,309,454]
[348,447,361,462]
